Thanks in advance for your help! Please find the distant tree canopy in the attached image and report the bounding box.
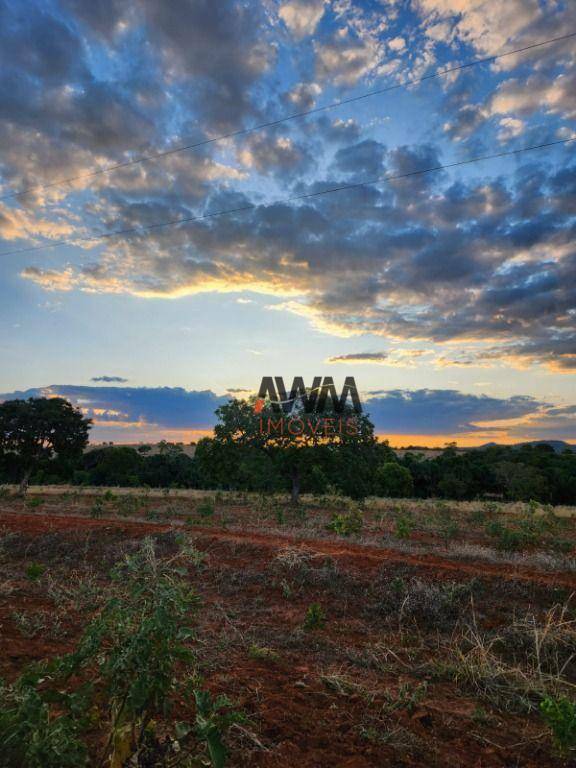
[0,397,91,492]
[0,396,575,505]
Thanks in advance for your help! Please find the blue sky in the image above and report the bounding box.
[0,0,575,445]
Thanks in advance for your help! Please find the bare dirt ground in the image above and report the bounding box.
[1,489,576,766]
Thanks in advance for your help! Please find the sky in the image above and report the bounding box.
[0,0,575,446]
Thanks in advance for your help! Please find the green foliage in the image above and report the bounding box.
[0,397,91,491]
[0,539,241,767]
[90,497,104,518]
[25,563,45,582]
[327,508,363,536]
[193,689,245,768]
[395,514,415,540]
[0,677,89,767]
[375,462,414,498]
[303,602,326,631]
[197,500,215,518]
[540,696,576,756]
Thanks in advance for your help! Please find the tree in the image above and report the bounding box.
[0,398,91,493]
[209,396,377,504]
[375,461,414,498]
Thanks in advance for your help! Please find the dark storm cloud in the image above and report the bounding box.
[365,390,543,435]
[91,376,129,383]
[0,385,228,429]
[332,140,387,178]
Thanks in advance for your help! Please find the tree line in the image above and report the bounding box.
[0,397,575,504]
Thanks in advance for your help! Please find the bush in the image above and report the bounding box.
[304,603,326,631]
[375,462,413,498]
[0,677,88,767]
[327,509,363,536]
[540,696,576,756]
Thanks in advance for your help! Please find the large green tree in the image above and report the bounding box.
[0,397,92,493]
[208,396,377,503]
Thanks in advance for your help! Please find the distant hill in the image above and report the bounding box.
[479,440,576,453]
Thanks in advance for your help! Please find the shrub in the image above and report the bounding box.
[304,603,326,631]
[327,508,363,536]
[197,501,215,518]
[25,563,45,582]
[540,696,576,756]
[0,678,88,767]
[395,514,414,540]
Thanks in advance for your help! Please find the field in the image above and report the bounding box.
[1,488,576,766]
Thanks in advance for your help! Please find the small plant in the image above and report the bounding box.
[197,501,215,518]
[26,497,43,509]
[395,514,414,540]
[0,677,89,767]
[193,689,245,768]
[248,644,279,662]
[327,509,363,537]
[11,610,65,641]
[102,490,116,502]
[25,563,45,582]
[382,681,428,714]
[90,498,104,519]
[438,519,459,547]
[540,696,576,756]
[304,602,326,631]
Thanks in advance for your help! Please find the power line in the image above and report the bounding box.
[2,136,573,259]
[1,30,575,202]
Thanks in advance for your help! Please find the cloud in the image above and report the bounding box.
[315,31,381,86]
[326,350,431,367]
[0,385,228,441]
[327,352,388,364]
[284,82,322,111]
[1,384,567,442]
[21,148,576,373]
[91,376,129,383]
[365,389,544,435]
[332,139,387,178]
[490,73,576,122]
[237,132,313,178]
[279,0,326,40]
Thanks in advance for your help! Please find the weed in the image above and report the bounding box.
[248,644,279,662]
[540,696,576,756]
[304,603,326,631]
[327,509,363,537]
[25,563,45,582]
[26,497,43,509]
[382,681,428,714]
[395,514,414,540]
[90,498,104,519]
[0,539,242,767]
[0,677,89,767]
[47,571,103,612]
[197,501,215,518]
[193,689,246,768]
[11,610,65,641]
[471,705,490,725]
[375,577,474,631]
